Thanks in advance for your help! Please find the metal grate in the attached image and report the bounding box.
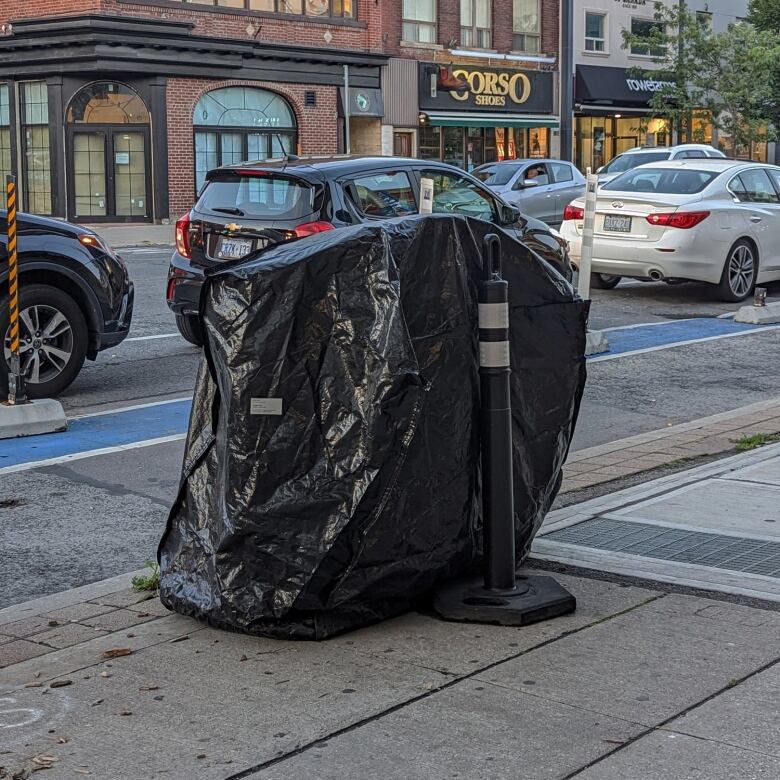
[544,517,780,578]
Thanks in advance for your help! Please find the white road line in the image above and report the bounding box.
[0,434,187,477]
[125,333,180,342]
[70,395,192,420]
[600,317,699,333]
[590,324,780,363]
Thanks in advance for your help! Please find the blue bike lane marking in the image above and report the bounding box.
[2,317,778,473]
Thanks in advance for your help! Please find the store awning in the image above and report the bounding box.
[423,111,559,129]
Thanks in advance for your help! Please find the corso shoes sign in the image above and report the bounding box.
[419,64,554,114]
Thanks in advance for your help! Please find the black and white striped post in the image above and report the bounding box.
[433,235,576,626]
[478,234,516,591]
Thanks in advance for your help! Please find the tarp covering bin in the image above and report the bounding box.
[158,215,587,639]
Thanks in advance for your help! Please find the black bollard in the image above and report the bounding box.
[433,234,576,626]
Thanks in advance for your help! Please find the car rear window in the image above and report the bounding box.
[473,164,520,186]
[602,168,718,194]
[601,151,671,174]
[196,174,316,220]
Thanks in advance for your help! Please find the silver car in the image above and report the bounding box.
[472,159,586,226]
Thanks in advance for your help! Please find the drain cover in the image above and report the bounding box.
[544,518,780,578]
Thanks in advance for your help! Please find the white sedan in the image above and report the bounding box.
[559,160,780,301]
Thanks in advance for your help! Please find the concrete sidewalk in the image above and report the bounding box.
[86,222,174,248]
[2,448,779,779]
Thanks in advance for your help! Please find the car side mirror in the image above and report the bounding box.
[500,203,521,226]
[596,166,604,174]
[522,178,540,188]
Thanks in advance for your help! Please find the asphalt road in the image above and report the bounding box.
[3,246,780,606]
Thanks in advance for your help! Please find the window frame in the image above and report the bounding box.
[419,167,498,223]
[584,10,606,54]
[728,168,780,204]
[343,169,418,219]
[193,128,297,194]
[0,83,11,209]
[512,0,540,54]
[177,0,356,20]
[402,0,437,44]
[20,80,53,216]
[629,17,666,58]
[460,0,492,50]
[550,162,574,184]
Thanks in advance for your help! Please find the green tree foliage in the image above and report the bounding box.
[622,2,780,154]
[748,0,780,32]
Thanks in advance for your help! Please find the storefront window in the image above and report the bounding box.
[442,127,464,168]
[419,125,441,159]
[461,0,491,49]
[193,87,297,192]
[402,0,436,43]
[186,0,354,18]
[67,82,150,124]
[22,82,52,215]
[513,0,540,53]
[0,84,10,208]
[575,115,671,172]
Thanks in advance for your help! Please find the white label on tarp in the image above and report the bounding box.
[250,398,283,415]
[419,177,434,214]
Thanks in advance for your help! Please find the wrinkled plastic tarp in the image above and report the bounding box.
[158,215,587,639]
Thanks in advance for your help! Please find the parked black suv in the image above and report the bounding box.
[167,156,573,346]
[1,211,134,398]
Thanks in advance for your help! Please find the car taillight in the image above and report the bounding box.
[293,221,335,238]
[646,211,710,229]
[175,213,192,258]
[166,267,187,303]
[563,204,585,221]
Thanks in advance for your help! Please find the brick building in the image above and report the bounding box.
[0,0,560,223]
[380,0,561,169]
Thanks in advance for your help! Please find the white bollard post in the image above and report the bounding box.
[577,168,609,356]
[577,168,598,302]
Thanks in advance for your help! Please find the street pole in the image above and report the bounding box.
[6,175,26,405]
[343,64,351,156]
[559,0,574,162]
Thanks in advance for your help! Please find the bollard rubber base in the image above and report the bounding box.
[0,398,67,440]
[433,572,576,626]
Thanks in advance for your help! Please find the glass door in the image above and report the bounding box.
[73,131,108,218]
[112,131,148,218]
[68,126,151,222]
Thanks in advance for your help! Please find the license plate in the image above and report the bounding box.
[603,215,632,233]
[217,237,253,260]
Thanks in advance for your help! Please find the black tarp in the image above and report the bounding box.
[158,215,587,639]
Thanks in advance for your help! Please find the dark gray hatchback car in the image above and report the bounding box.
[167,156,573,345]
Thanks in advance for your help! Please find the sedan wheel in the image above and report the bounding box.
[1,284,87,398]
[717,241,757,302]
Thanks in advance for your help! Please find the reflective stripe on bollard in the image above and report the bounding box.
[6,175,26,405]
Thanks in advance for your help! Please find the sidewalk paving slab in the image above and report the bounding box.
[254,678,645,780]
[662,661,780,758]
[574,730,780,780]
[475,594,780,727]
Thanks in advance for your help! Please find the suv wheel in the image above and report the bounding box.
[175,314,204,347]
[1,284,88,398]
